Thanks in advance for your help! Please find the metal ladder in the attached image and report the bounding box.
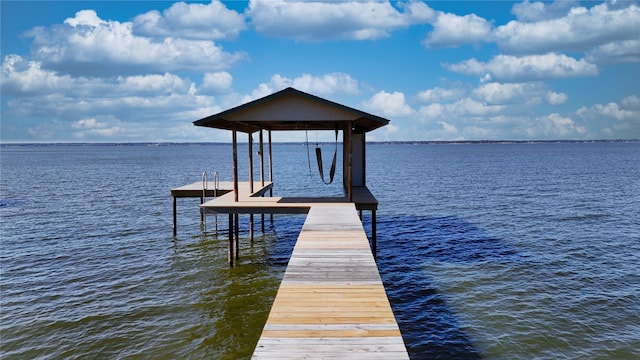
[202,170,219,233]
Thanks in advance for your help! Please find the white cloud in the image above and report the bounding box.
[418,86,466,103]
[511,0,579,22]
[1,56,196,98]
[1,53,225,141]
[577,95,640,123]
[411,80,584,140]
[199,72,233,95]
[586,39,640,64]
[362,91,414,118]
[26,10,246,76]
[449,98,506,117]
[423,12,493,48]
[133,0,246,40]
[117,73,195,96]
[247,0,433,41]
[445,53,598,82]
[247,72,361,101]
[288,73,360,96]
[472,82,567,106]
[417,103,444,121]
[528,113,587,138]
[494,2,640,54]
[1,55,74,96]
[71,116,124,138]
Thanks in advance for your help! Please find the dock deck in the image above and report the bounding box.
[252,204,408,359]
[170,181,273,235]
[172,180,405,357]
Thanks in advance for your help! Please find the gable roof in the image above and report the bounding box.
[193,87,389,133]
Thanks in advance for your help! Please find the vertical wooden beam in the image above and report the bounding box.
[172,196,177,236]
[345,122,353,202]
[268,130,273,184]
[248,133,254,241]
[268,130,274,223]
[228,214,234,266]
[248,133,254,193]
[260,130,265,187]
[250,214,254,242]
[234,213,240,260]
[259,130,265,232]
[372,209,377,258]
[232,130,238,202]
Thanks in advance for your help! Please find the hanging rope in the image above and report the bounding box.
[315,128,338,185]
[305,128,313,178]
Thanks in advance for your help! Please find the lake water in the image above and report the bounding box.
[1,142,638,359]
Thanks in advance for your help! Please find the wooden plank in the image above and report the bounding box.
[252,205,408,359]
[170,181,272,198]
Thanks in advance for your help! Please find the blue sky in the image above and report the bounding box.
[1,0,639,142]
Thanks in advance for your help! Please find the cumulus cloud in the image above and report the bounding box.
[412,81,578,140]
[418,86,466,102]
[546,91,568,105]
[1,56,196,97]
[586,39,640,64]
[511,0,579,22]
[25,10,246,76]
[1,55,74,96]
[577,95,640,130]
[494,2,640,54]
[247,0,434,41]
[133,0,246,40]
[247,72,361,101]
[199,72,233,95]
[362,90,415,118]
[528,113,587,138]
[1,54,223,141]
[445,53,598,82]
[472,82,567,106]
[423,12,493,48]
[71,116,123,138]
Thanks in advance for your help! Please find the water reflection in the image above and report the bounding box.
[370,215,525,359]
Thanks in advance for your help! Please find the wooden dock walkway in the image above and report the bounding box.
[172,180,406,356]
[252,205,409,359]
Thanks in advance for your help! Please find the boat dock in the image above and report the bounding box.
[252,204,408,359]
[180,87,407,357]
[195,189,406,358]
[170,181,273,235]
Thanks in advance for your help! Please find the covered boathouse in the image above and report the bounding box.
[192,87,409,359]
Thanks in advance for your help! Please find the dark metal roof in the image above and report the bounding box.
[193,87,389,133]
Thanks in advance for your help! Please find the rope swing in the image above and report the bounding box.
[315,128,338,185]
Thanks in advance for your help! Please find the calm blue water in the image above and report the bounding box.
[1,142,639,359]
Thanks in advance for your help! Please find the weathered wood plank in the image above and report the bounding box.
[252,205,408,359]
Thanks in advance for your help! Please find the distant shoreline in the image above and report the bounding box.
[1,139,638,147]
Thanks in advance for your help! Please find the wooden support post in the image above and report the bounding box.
[268,130,274,223]
[172,196,177,236]
[268,130,273,183]
[228,214,234,266]
[248,133,254,193]
[250,214,254,243]
[232,130,238,202]
[234,213,240,260]
[248,133,255,242]
[260,130,265,187]
[372,209,377,258]
[260,130,266,232]
[345,122,353,202]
